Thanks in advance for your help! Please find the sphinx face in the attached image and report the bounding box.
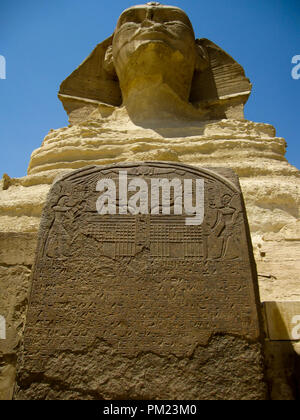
[112,4,197,102]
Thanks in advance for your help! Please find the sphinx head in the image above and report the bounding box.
[108,2,203,104]
[59,3,251,124]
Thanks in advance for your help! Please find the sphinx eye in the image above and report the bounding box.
[118,10,145,26]
[166,11,193,28]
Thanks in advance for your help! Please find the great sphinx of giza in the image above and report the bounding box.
[28,1,298,302]
[0,2,299,400]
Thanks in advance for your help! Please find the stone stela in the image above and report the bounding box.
[15,162,267,400]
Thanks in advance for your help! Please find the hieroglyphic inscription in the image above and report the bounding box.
[16,163,265,399]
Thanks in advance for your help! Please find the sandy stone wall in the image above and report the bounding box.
[0,233,37,399]
[0,117,299,399]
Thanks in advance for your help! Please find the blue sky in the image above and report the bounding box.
[1,0,299,178]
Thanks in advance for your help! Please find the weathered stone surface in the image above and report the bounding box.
[0,183,49,232]
[16,336,266,400]
[254,232,300,302]
[0,1,299,401]
[262,301,300,399]
[15,162,267,400]
[0,233,38,266]
[1,118,298,305]
[265,341,300,400]
[0,263,33,400]
[0,264,32,353]
[0,233,37,400]
[0,355,16,400]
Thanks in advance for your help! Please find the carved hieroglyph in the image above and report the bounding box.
[15,162,267,400]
